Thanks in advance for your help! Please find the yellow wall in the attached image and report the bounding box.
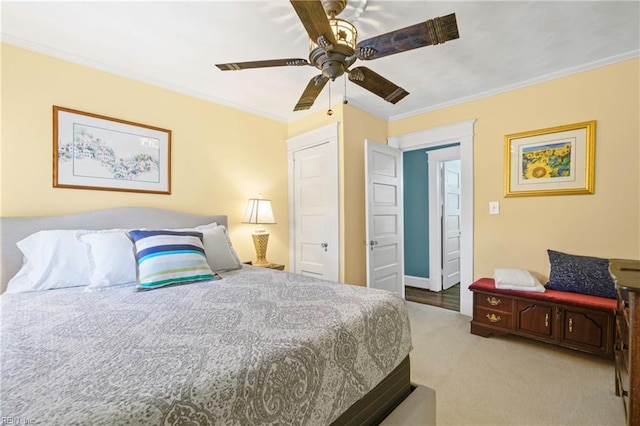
[287,103,387,286]
[0,44,289,266]
[389,58,640,280]
[286,105,342,139]
[4,42,638,286]
[342,104,387,285]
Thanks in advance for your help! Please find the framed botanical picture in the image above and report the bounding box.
[53,106,171,194]
[504,120,596,197]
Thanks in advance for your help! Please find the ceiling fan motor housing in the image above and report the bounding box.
[310,44,356,80]
[308,15,358,80]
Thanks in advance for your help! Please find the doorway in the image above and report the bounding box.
[403,145,461,311]
[366,119,476,316]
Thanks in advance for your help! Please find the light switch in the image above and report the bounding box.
[489,201,500,215]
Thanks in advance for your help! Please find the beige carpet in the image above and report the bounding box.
[406,301,625,425]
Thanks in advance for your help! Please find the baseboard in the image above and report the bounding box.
[404,275,430,290]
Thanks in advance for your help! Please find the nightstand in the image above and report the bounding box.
[243,261,285,271]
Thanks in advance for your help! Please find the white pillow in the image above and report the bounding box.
[5,230,92,294]
[78,230,137,292]
[199,225,243,272]
[494,268,545,293]
[195,222,218,230]
[173,222,217,232]
[494,268,542,288]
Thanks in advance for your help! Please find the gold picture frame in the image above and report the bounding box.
[53,106,171,194]
[504,120,596,197]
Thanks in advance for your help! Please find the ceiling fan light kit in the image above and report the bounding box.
[215,0,460,112]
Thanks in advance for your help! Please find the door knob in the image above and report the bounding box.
[369,240,378,251]
[321,242,328,252]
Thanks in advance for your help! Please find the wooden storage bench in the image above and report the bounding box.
[469,278,617,358]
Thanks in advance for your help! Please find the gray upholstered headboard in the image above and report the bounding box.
[0,207,228,293]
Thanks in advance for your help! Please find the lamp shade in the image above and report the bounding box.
[242,199,276,225]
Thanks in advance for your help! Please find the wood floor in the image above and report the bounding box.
[405,284,460,312]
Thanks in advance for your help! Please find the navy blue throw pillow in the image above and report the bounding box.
[546,250,616,299]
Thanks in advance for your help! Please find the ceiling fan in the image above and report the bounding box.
[216,0,460,112]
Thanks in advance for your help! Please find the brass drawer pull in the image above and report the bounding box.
[486,313,502,323]
[486,296,502,307]
[569,318,573,333]
[545,313,549,328]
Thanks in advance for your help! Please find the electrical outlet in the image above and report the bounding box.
[489,201,500,215]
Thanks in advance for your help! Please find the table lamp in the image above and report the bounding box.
[242,195,276,266]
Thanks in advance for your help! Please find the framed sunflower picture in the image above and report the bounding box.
[504,120,596,197]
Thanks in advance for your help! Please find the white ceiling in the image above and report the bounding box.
[2,1,639,123]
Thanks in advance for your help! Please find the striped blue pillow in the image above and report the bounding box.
[128,230,216,290]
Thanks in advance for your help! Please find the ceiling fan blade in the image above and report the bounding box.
[294,75,329,111]
[216,58,310,71]
[355,13,459,61]
[348,67,409,104]
[290,0,337,47]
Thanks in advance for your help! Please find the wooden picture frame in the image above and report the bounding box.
[53,106,171,194]
[504,120,596,197]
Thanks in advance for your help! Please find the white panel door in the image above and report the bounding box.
[293,142,339,281]
[442,159,461,289]
[426,145,460,292]
[365,140,404,297]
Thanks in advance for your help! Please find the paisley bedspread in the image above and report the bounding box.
[0,266,412,425]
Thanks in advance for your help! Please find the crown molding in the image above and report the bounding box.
[4,34,637,126]
[1,35,289,124]
[389,49,640,122]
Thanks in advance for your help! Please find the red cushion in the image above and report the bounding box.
[469,278,617,311]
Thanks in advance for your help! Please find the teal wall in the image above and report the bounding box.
[403,143,460,279]
[403,150,430,278]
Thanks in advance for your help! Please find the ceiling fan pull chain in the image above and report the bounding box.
[327,81,333,116]
[343,74,348,104]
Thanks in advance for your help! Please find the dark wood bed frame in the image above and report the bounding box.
[333,356,411,425]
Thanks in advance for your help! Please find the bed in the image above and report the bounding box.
[0,207,425,425]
